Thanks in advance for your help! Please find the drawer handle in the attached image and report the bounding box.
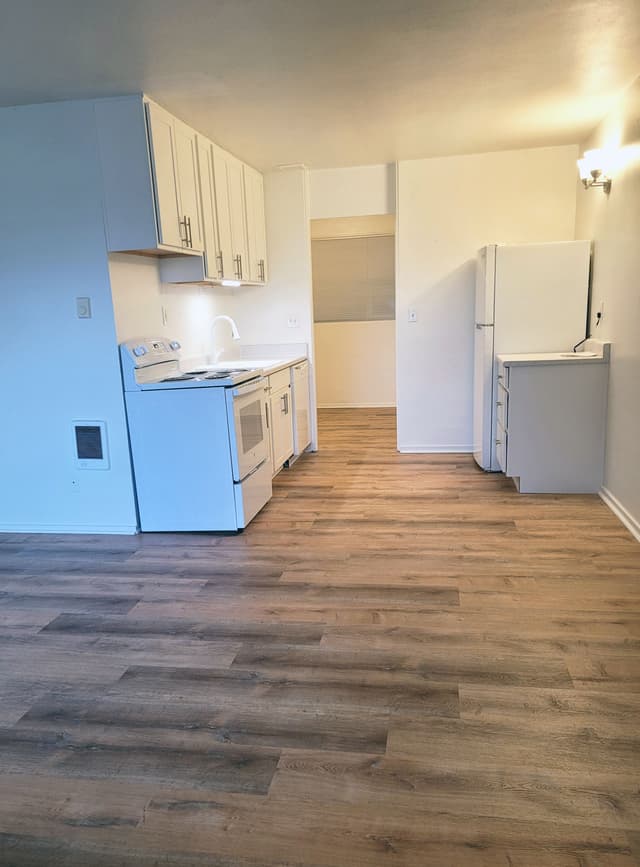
[496,401,503,407]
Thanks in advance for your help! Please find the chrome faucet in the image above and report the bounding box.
[212,315,240,341]
[211,315,240,362]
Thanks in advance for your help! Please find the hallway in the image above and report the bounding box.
[1,408,640,865]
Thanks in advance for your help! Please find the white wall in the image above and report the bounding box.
[315,321,396,407]
[0,101,138,533]
[396,144,579,452]
[231,167,318,446]
[310,164,395,219]
[109,254,236,363]
[575,76,640,539]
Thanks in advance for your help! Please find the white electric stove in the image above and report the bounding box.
[120,338,272,532]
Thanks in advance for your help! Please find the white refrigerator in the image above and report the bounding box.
[473,240,591,471]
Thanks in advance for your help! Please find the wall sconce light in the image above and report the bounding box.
[577,149,612,194]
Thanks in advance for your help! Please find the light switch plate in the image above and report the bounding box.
[408,309,417,323]
[76,297,92,319]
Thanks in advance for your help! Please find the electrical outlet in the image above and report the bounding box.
[287,317,299,328]
[408,309,417,323]
[76,297,92,319]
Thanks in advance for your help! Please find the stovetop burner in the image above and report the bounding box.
[205,370,236,379]
[160,374,196,382]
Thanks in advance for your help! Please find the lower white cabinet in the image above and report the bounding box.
[291,361,311,455]
[496,344,609,493]
[268,369,294,476]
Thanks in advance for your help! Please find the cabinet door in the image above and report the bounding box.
[293,363,311,454]
[244,165,268,283]
[173,119,203,252]
[264,393,275,473]
[269,386,294,474]
[227,155,249,281]
[196,137,222,280]
[145,102,183,249]
[211,146,234,280]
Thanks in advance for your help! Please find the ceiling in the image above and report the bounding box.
[2,0,639,169]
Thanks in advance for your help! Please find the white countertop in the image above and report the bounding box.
[498,340,611,367]
[217,356,307,376]
[181,355,307,378]
[498,352,606,366]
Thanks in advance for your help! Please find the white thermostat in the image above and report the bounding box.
[72,420,110,470]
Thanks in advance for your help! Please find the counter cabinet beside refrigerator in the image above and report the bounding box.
[473,240,591,472]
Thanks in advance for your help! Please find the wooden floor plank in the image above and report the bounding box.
[0,407,639,865]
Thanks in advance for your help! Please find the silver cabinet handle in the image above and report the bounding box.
[496,401,503,407]
[495,439,502,445]
[476,323,493,329]
[216,251,224,278]
[280,394,287,413]
[234,255,242,280]
[258,259,265,281]
[185,216,192,248]
[238,254,243,280]
[265,401,269,429]
[179,216,188,246]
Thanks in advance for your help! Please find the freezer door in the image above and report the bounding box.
[473,246,496,470]
[493,241,590,355]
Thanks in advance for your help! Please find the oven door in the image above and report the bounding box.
[227,378,270,482]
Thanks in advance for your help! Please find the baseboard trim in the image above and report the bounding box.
[0,523,139,536]
[317,402,396,409]
[599,487,640,543]
[398,445,475,454]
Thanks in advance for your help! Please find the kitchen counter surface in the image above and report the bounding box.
[498,341,610,367]
[181,355,307,378]
[222,356,307,376]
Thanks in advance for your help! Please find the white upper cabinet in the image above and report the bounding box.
[146,102,203,253]
[145,102,182,249]
[172,117,203,252]
[244,165,267,283]
[95,95,203,256]
[226,154,250,282]
[95,93,266,280]
[196,137,224,280]
[211,144,234,280]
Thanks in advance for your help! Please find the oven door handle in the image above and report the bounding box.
[232,377,266,398]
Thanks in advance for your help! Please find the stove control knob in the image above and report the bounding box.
[133,345,147,357]
[169,341,181,350]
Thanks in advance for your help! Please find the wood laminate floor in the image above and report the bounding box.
[1,407,640,866]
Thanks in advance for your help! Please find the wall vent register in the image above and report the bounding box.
[73,421,110,470]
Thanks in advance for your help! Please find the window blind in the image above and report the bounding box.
[312,235,395,323]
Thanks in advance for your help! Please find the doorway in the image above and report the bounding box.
[310,214,396,428]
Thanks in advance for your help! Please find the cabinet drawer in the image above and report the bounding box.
[269,367,292,392]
